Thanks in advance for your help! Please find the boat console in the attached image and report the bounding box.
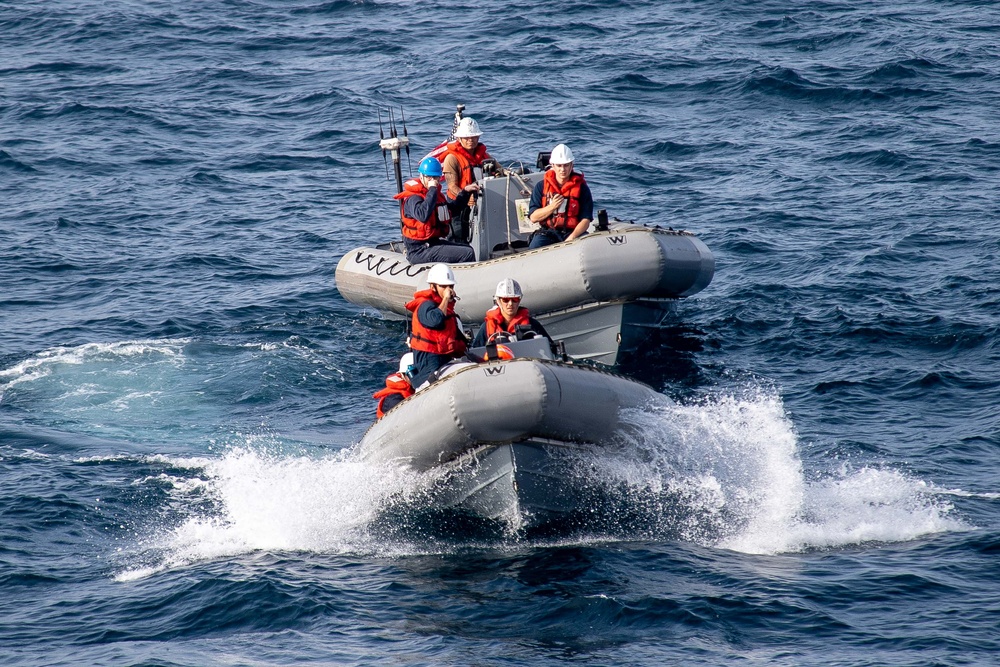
[468,335,558,362]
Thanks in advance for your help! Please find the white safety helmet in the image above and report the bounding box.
[454,117,483,138]
[426,263,456,286]
[549,143,574,165]
[494,278,523,300]
[398,352,415,375]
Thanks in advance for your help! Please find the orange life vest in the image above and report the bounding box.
[540,169,585,230]
[394,178,451,242]
[372,372,414,419]
[439,141,490,191]
[405,288,467,357]
[483,305,531,339]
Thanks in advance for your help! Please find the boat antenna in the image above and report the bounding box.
[377,107,389,181]
[400,107,411,177]
[379,105,410,195]
[448,103,465,141]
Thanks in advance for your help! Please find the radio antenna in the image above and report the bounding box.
[377,107,389,181]
[449,103,465,141]
[379,106,410,194]
[400,107,412,177]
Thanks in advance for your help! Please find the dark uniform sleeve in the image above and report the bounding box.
[578,181,594,221]
[381,392,405,414]
[417,299,447,329]
[527,180,545,217]
[403,186,440,223]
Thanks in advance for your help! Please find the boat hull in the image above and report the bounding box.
[425,440,588,530]
[536,297,677,364]
[358,356,665,528]
[335,225,713,363]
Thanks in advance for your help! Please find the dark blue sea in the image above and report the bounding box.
[2,1,999,665]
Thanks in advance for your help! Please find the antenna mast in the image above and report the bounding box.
[378,105,411,194]
[448,103,465,142]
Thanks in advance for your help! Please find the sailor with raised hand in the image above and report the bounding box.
[472,278,550,348]
[395,157,479,265]
[527,143,594,249]
[404,263,468,389]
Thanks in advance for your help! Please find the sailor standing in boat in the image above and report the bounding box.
[438,117,491,241]
[396,157,479,265]
[527,143,594,249]
[405,263,469,388]
[471,278,550,347]
[439,117,492,200]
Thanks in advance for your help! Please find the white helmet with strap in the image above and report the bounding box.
[426,263,456,286]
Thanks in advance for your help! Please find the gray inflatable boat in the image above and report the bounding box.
[336,170,714,365]
[356,337,666,529]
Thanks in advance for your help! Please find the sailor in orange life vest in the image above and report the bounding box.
[439,117,492,200]
[396,157,478,265]
[438,117,492,241]
[404,263,469,389]
[471,278,551,348]
[527,143,594,249]
[372,352,415,419]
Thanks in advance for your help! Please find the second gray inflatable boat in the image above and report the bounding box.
[357,337,666,529]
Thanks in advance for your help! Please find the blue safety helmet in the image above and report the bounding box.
[418,156,444,177]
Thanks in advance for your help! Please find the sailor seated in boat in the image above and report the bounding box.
[471,278,551,348]
[404,263,470,389]
[527,143,593,249]
[372,352,415,419]
[396,157,479,265]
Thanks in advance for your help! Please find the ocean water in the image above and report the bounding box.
[2,1,999,665]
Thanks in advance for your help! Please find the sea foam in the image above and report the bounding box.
[116,388,966,581]
[593,391,966,554]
